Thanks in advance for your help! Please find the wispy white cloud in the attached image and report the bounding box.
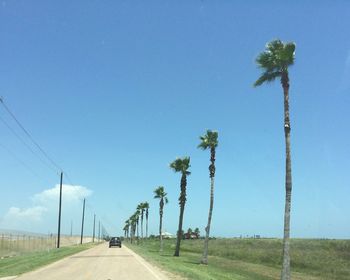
[33,184,92,204]
[4,206,47,222]
[0,206,47,229]
[0,184,92,232]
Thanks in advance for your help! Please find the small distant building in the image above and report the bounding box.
[161,232,175,239]
[184,232,200,239]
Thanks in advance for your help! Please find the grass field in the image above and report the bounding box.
[126,238,350,280]
[0,242,97,277]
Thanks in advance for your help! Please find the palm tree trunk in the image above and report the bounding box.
[174,174,187,257]
[281,73,292,280]
[141,214,144,240]
[137,220,139,244]
[174,203,185,256]
[201,176,214,264]
[159,205,163,252]
[146,210,149,238]
[201,147,216,265]
[130,225,133,243]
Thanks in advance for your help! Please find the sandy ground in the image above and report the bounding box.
[5,243,172,280]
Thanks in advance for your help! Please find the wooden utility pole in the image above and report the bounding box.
[57,172,63,248]
[92,214,96,242]
[80,198,85,244]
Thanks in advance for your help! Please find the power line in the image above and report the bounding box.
[0,97,63,173]
[0,115,58,175]
[64,172,76,186]
[0,142,48,183]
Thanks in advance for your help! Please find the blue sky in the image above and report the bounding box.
[0,1,349,238]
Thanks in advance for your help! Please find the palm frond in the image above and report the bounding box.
[198,130,218,150]
[267,40,284,54]
[255,52,277,72]
[254,71,281,87]
[254,39,296,86]
[169,158,183,172]
[154,186,168,201]
[170,157,191,175]
[280,42,296,66]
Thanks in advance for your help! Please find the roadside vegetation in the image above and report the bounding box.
[0,242,97,277]
[126,238,350,280]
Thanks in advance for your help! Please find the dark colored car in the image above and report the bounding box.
[109,237,122,248]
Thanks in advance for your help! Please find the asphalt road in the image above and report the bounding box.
[11,243,171,280]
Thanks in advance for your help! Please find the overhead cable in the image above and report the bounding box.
[0,115,58,174]
[0,97,63,173]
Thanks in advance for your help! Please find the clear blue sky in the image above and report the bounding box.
[0,1,349,239]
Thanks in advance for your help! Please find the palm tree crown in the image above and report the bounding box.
[254,39,295,87]
[198,130,218,150]
[170,157,191,176]
[154,186,169,204]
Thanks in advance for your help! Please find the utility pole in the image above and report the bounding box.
[57,172,63,248]
[80,198,85,244]
[92,214,96,242]
[70,220,73,237]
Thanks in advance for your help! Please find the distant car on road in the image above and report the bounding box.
[109,237,122,248]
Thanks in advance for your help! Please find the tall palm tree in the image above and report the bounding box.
[199,130,218,265]
[124,219,130,239]
[170,157,191,257]
[137,203,144,240]
[133,209,140,243]
[154,186,168,252]
[123,224,128,238]
[144,202,150,238]
[254,39,296,280]
[129,214,137,243]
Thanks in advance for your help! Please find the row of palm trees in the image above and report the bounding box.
[122,129,219,264]
[123,39,296,280]
[123,202,149,243]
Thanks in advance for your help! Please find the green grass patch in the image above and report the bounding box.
[0,242,97,277]
[126,238,350,280]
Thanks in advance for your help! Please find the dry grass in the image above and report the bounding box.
[0,234,97,258]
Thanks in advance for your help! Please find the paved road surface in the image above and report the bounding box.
[11,243,171,280]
